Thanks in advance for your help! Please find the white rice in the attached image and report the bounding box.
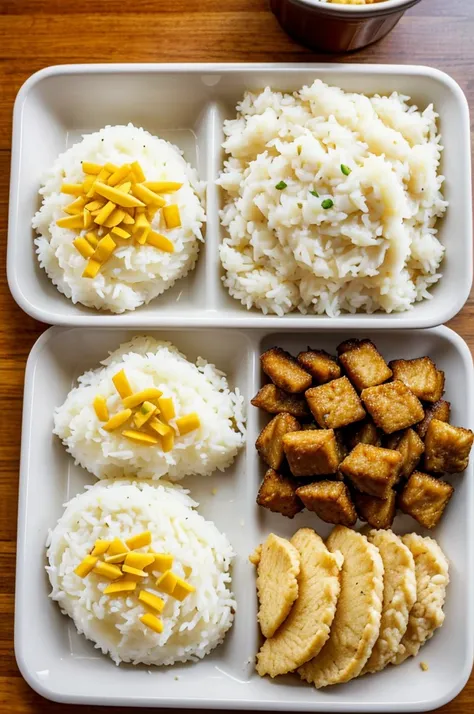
[46,479,235,666]
[218,80,447,317]
[33,124,206,313]
[54,336,246,481]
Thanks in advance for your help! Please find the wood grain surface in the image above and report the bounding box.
[0,0,473,711]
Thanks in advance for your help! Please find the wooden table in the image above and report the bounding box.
[1,0,473,711]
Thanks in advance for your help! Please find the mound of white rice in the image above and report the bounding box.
[54,336,245,480]
[33,124,205,313]
[218,80,447,316]
[46,480,235,666]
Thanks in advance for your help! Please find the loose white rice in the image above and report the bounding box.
[218,80,447,317]
[33,124,206,313]
[54,336,246,481]
[46,479,235,666]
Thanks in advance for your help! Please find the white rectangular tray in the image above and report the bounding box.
[16,325,473,710]
[8,63,472,329]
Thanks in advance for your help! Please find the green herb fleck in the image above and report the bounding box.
[341,164,351,176]
[297,202,303,209]
[321,198,334,210]
[297,146,302,156]
[275,181,287,190]
[309,190,319,198]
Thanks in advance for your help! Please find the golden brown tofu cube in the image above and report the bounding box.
[385,428,425,479]
[389,357,445,403]
[296,481,357,527]
[296,349,341,384]
[251,384,310,420]
[261,347,312,394]
[353,489,396,530]
[337,339,392,391]
[339,443,402,498]
[398,471,454,529]
[306,377,366,430]
[256,413,301,470]
[424,419,474,474]
[256,468,304,519]
[344,420,382,451]
[416,399,451,439]
[361,380,424,434]
[282,430,341,477]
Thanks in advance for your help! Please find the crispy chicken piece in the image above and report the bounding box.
[251,384,310,419]
[296,481,357,527]
[389,357,445,403]
[385,428,425,479]
[352,490,396,530]
[344,419,382,450]
[256,413,300,470]
[306,377,366,430]
[283,430,341,477]
[339,443,402,499]
[398,471,454,529]
[416,399,451,439]
[424,419,474,474]
[337,339,392,391]
[261,347,312,394]
[361,380,424,434]
[256,468,304,518]
[297,349,341,384]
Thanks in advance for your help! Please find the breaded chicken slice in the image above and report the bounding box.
[299,526,384,688]
[361,530,417,675]
[250,533,300,639]
[256,528,343,678]
[392,534,449,665]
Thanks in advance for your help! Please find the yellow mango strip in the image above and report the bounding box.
[74,555,98,578]
[147,232,174,253]
[104,208,127,228]
[91,540,112,557]
[148,418,172,438]
[82,259,101,279]
[183,565,192,578]
[135,205,147,215]
[105,162,119,173]
[122,430,159,446]
[108,164,131,187]
[156,570,178,595]
[107,538,130,556]
[146,205,159,222]
[138,590,165,613]
[131,183,166,207]
[83,175,96,193]
[131,161,146,182]
[172,577,196,602]
[161,429,174,453]
[117,181,132,194]
[102,408,132,432]
[143,181,182,193]
[122,564,147,578]
[103,580,137,595]
[64,196,87,215]
[175,413,200,436]
[92,235,116,263]
[122,213,135,225]
[94,201,117,226]
[83,208,93,229]
[94,182,145,208]
[163,204,181,229]
[57,214,84,229]
[132,214,150,244]
[126,531,152,550]
[105,552,128,564]
[140,613,163,634]
[134,401,157,429]
[112,369,133,399]
[85,231,99,248]
[82,161,102,175]
[93,561,123,580]
[111,226,131,240]
[61,183,83,196]
[124,552,155,570]
[157,397,175,422]
[85,199,106,212]
[123,388,163,410]
[93,395,109,422]
[149,553,173,573]
[73,237,95,259]
[96,167,111,183]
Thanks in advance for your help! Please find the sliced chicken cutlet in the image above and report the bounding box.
[299,526,384,688]
[392,533,449,665]
[256,528,343,678]
[250,533,300,639]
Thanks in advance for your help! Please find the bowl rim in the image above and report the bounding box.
[292,0,422,15]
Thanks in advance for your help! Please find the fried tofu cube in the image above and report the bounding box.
[353,489,396,530]
[260,347,312,394]
[337,339,392,391]
[296,349,341,384]
[389,357,445,403]
[251,384,310,420]
[256,468,304,519]
[282,430,341,477]
[344,420,382,451]
[424,419,474,474]
[385,428,425,478]
[416,399,451,439]
[256,413,300,470]
[295,481,357,527]
[339,443,402,498]
[306,377,366,430]
[398,471,454,529]
[361,380,424,434]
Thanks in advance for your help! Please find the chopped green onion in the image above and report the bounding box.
[309,190,319,198]
[321,198,334,210]
[275,181,287,190]
[341,164,351,176]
